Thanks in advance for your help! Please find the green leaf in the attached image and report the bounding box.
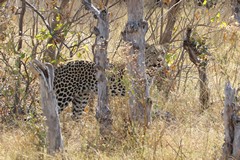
[20,52,25,59]
[51,59,57,64]
[35,34,43,41]
[54,23,63,31]
[77,52,82,58]
[166,53,176,66]
[35,28,52,40]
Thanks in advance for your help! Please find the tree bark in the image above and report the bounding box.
[156,0,181,98]
[82,0,112,136]
[198,66,209,109]
[0,0,6,5]
[183,27,210,110]
[122,0,151,125]
[221,82,240,160]
[12,0,26,115]
[231,0,240,24]
[29,60,63,155]
[159,0,181,45]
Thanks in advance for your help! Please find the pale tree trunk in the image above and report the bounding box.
[122,0,151,125]
[29,60,63,155]
[221,82,240,160]
[83,0,112,136]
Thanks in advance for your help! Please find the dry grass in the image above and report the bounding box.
[0,87,224,159]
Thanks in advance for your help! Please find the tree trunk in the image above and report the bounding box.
[157,0,181,98]
[0,0,6,5]
[82,0,112,136]
[221,82,240,160]
[231,0,240,24]
[122,0,151,125]
[159,0,181,45]
[198,66,209,109]
[183,27,210,110]
[12,0,26,115]
[29,60,63,155]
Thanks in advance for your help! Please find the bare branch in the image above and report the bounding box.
[82,0,101,17]
[25,1,52,33]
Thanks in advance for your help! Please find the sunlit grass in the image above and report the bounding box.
[0,84,225,159]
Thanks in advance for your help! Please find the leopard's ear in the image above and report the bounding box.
[119,63,126,70]
[115,64,126,77]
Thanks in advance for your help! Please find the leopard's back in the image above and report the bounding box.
[53,61,97,111]
[53,60,125,119]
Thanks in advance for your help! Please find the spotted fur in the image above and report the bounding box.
[54,45,167,120]
[54,60,125,119]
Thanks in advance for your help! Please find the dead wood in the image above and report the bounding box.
[29,60,63,155]
[222,82,240,160]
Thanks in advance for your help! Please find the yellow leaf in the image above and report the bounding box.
[56,14,61,22]
[77,52,82,58]
[47,43,54,48]
[220,21,227,28]
[83,45,89,53]
[203,0,207,5]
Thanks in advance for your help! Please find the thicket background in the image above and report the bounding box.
[0,0,239,159]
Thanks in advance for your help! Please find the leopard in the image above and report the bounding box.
[145,44,175,98]
[54,44,168,120]
[145,44,169,88]
[54,60,125,119]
